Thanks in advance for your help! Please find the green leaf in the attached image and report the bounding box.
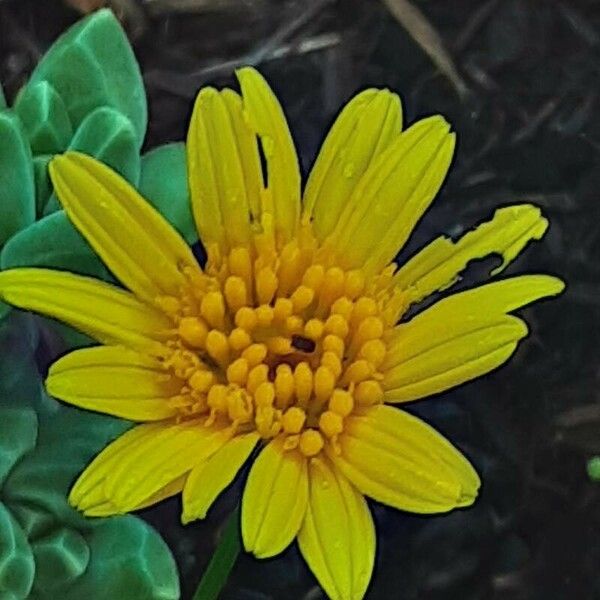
[0,406,179,600]
[0,111,35,245]
[139,143,197,245]
[33,155,53,217]
[14,81,73,155]
[28,8,147,147]
[1,210,109,280]
[0,502,35,599]
[31,529,90,594]
[43,106,141,215]
[65,518,180,600]
[0,408,37,486]
[68,106,141,184]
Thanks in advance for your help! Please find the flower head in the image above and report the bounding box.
[0,68,563,599]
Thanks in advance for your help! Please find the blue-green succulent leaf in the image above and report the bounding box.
[68,106,140,184]
[28,8,147,147]
[31,528,90,594]
[1,210,109,280]
[14,81,73,155]
[139,143,197,245]
[0,111,35,245]
[0,502,35,599]
[0,408,37,486]
[33,155,53,217]
[65,517,180,600]
[43,107,140,215]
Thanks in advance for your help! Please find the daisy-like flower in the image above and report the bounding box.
[0,68,563,599]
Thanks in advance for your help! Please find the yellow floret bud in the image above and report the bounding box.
[255,405,277,437]
[224,276,247,313]
[322,334,345,359]
[329,389,354,416]
[302,264,325,290]
[354,380,384,406]
[344,270,365,299]
[352,297,378,325]
[358,339,387,367]
[207,384,228,411]
[226,358,249,386]
[228,246,253,285]
[294,362,313,407]
[188,369,214,392]
[273,298,293,322]
[314,366,336,403]
[324,314,349,339]
[331,297,354,321]
[235,306,257,331]
[282,406,306,434]
[299,429,324,457]
[285,315,304,335]
[178,317,208,348]
[255,304,274,327]
[321,267,345,302]
[291,285,315,312]
[341,359,372,385]
[247,364,269,394]
[256,267,278,304]
[304,318,324,340]
[227,388,252,422]
[274,364,295,409]
[319,410,344,438]
[200,291,226,329]
[241,343,268,367]
[356,316,384,343]
[254,381,275,407]
[205,329,230,366]
[320,351,342,379]
[228,327,252,351]
[156,295,181,316]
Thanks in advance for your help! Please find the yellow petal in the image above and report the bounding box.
[70,422,166,510]
[106,421,231,511]
[298,457,375,600]
[384,314,527,402]
[71,421,230,514]
[383,275,564,401]
[46,346,179,421]
[236,67,301,245]
[49,152,201,303]
[242,436,308,558]
[328,405,480,513]
[392,204,549,311]
[182,432,259,523]
[0,268,171,351]
[303,88,402,240]
[328,115,455,274]
[186,87,263,256]
[85,474,187,517]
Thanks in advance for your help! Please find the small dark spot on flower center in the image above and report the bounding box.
[291,335,316,353]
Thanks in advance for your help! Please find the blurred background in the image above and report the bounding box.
[1,0,599,598]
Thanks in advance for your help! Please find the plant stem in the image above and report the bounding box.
[191,506,241,600]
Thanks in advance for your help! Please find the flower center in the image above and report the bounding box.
[155,226,394,457]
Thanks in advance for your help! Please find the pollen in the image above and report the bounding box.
[157,225,391,457]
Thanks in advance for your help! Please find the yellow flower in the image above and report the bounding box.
[0,68,563,599]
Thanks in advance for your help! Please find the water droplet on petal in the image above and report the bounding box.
[343,163,355,178]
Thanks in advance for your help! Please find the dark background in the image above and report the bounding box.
[1,1,599,598]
